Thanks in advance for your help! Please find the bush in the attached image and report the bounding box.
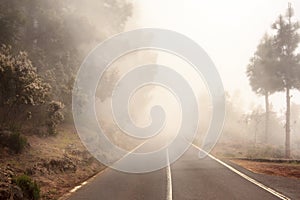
[0,44,51,128]
[46,101,64,135]
[246,145,284,159]
[7,131,27,154]
[14,175,40,200]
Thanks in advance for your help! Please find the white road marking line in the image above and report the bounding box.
[69,180,89,193]
[60,142,147,200]
[192,144,291,200]
[166,149,173,200]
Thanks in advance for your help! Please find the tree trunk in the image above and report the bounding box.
[285,87,291,158]
[265,92,269,143]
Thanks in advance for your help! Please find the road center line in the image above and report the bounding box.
[166,149,173,200]
[192,144,290,200]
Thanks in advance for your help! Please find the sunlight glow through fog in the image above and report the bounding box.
[126,0,300,112]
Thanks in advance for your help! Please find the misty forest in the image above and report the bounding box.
[0,1,300,200]
[0,0,132,199]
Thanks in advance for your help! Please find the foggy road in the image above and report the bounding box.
[65,146,286,200]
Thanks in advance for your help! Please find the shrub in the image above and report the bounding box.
[246,145,284,159]
[7,131,27,154]
[46,101,64,135]
[14,175,40,200]
[0,44,51,128]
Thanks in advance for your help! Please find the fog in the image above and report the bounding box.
[3,1,300,198]
[1,0,300,159]
[108,0,300,158]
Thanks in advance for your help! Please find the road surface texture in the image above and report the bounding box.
[66,146,287,200]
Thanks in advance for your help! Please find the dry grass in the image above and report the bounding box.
[0,124,105,199]
[231,159,300,179]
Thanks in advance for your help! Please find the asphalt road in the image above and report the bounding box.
[66,146,282,200]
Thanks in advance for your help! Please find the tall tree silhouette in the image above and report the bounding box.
[272,3,300,158]
[247,34,280,143]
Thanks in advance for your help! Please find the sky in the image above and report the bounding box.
[125,0,300,112]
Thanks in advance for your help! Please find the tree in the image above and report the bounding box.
[0,0,133,120]
[0,0,133,134]
[247,34,280,143]
[248,108,264,146]
[0,45,50,128]
[0,1,24,46]
[272,3,300,158]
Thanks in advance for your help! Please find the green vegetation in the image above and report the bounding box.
[0,0,132,198]
[0,130,27,154]
[0,0,132,137]
[14,175,40,200]
[0,45,50,128]
[46,101,64,135]
[7,131,28,154]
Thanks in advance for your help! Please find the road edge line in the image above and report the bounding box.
[192,144,291,200]
[59,142,147,200]
[166,149,173,200]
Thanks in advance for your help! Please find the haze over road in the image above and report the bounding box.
[66,146,283,200]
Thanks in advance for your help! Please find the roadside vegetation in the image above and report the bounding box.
[0,0,132,199]
[216,3,300,159]
[247,3,300,158]
[212,4,300,179]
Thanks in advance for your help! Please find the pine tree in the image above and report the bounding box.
[272,3,300,158]
[247,34,280,143]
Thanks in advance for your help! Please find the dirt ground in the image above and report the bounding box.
[0,124,105,200]
[231,159,300,179]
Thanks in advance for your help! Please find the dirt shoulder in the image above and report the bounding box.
[209,141,300,199]
[225,158,300,199]
[0,124,105,200]
[231,159,300,179]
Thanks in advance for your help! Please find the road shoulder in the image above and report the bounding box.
[223,159,300,199]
